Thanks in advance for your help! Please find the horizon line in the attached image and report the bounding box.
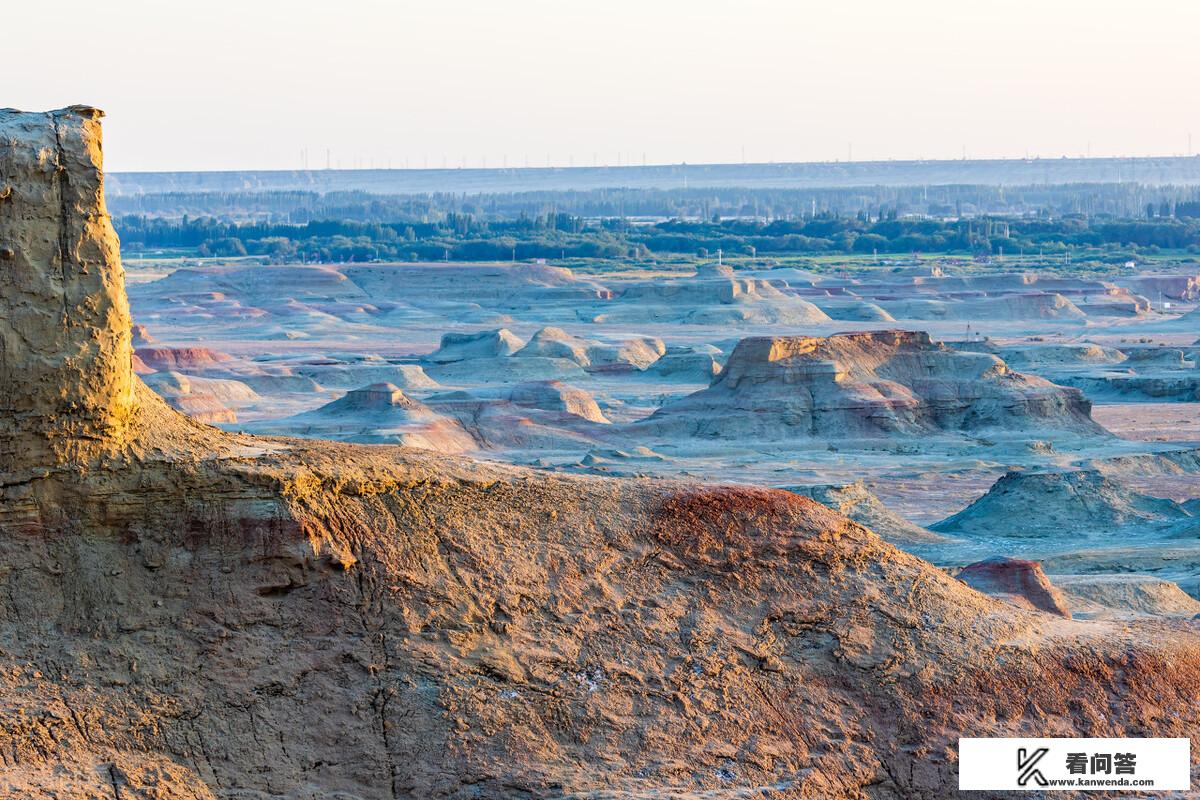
[109,152,1200,177]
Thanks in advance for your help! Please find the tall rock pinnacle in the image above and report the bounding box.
[0,106,137,471]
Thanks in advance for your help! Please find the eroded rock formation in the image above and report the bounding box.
[0,106,138,471]
[424,328,526,363]
[599,269,833,325]
[251,381,478,452]
[2,108,1200,799]
[932,468,1192,539]
[642,330,1105,441]
[507,379,610,423]
[956,556,1072,618]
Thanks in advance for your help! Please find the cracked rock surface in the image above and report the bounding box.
[0,106,137,473]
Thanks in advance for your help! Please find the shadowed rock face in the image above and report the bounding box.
[0,106,137,471]
[646,344,724,381]
[931,468,1192,538]
[957,556,1072,617]
[3,108,1200,800]
[643,330,1105,441]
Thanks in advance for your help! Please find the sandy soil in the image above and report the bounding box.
[1092,401,1200,442]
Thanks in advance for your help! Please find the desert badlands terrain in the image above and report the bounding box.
[2,107,1200,798]
[117,178,1200,606]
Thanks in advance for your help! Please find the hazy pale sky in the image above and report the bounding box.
[6,0,1199,172]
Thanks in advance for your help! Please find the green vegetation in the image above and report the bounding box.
[114,209,1200,265]
[109,182,1200,265]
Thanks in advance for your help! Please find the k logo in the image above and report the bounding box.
[1017,747,1049,787]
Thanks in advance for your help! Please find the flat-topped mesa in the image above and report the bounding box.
[0,107,137,471]
[324,382,423,412]
[643,329,1105,440]
[717,330,940,387]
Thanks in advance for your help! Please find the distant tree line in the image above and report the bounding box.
[113,209,1200,263]
[116,214,640,261]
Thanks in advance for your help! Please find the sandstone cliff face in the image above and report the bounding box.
[2,109,1199,799]
[0,107,137,472]
[642,330,1105,441]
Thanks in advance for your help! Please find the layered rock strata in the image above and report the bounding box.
[643,330,1105,441]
